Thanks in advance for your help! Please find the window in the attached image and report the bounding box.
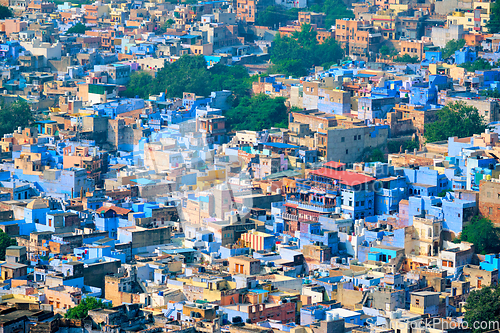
[415,299,420,306]
[341,137,345,142]
[346,149,349,154]
[490,207,493,215]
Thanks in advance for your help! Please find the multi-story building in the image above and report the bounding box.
[479,178,500,227]
[335,19,383,58]
[228,255,261,275]
[197,114,227,145]
[447,3,492,33]
[298,12,326,28]
[372,9,398,40]
[236,0,261,23]
[316,124,390,163]
[302,81,351,115]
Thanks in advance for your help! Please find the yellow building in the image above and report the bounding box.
[196,169,226,191]
[447,2,491,33]
[372,10,398,39]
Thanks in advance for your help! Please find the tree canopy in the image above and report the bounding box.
[487,0,500,34]
[424,101,487,143]
[379,45,397,58]
[65,297,110,319]
[393,54,419,63]
[66,22,89,35]
[122,55,255,105]
[0,231,16,261]
[387,138,419,154]
[270,24,344,77]
[441,39,466,59]
[459,216,500,255]
[464,285,500,333]
[481,88,500,98]
[0,100,34,138]
[0,5,12,20]
[255,6,300,28]
[225,94,288,131]
[157,19,175,34]
[459,58,493,72]
[308,0,354,29]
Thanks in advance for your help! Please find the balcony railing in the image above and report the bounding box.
[282,213,298,221]
[286,200,337,213]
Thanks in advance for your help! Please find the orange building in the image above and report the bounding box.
[279,25,334,44]
[399,40,430,60]
[298,12,326,28]
[228,256,261,275]
[236,0,261,23]
[335,19,382,57]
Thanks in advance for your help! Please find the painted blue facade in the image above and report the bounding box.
[367,245,401,263]
[93,98,145,119]
[374,176,407,215]
[407,195,476,234]
[371,80,402,98]
[455,47,477,65]
[358,96,396,121]
[403,167,449,196]
[480,254,500,272]
[409,83,437,106]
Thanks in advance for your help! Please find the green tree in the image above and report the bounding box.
[158,19,175,34]
[441,39,466,59]
[437,189,452,197]
[424,101,487,143]
[123,55,255,106]
[0,100,34,138]
[364,148,385,163]
[255,6,297,28]
[481,88,500,98]
[66,22,89,35]
[379,45,392,57]
[308,0,354,29]
[0,5,12,19]
[0,231,16,261]
[269,24,344,77]
[464,285,500,333]
[459,58,493,72]
[387,138,419,154]
[487,0,500,33]
[393,54,419,63]
[225,94,288,131]
[459,216,500,255]
[65,297,110,319]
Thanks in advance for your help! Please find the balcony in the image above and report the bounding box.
[286,200,337,213]
[282,213,298,221]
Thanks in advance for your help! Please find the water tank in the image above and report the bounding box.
[267,186,272,193]
[486,175,492,180]
[326,313,333,321]
[276,188,282,195]
[333,313,339,321]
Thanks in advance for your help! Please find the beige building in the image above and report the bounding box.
[228,256,261,275]
[44,285,82,312]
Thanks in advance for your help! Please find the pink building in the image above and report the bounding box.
[3,19,28,37]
